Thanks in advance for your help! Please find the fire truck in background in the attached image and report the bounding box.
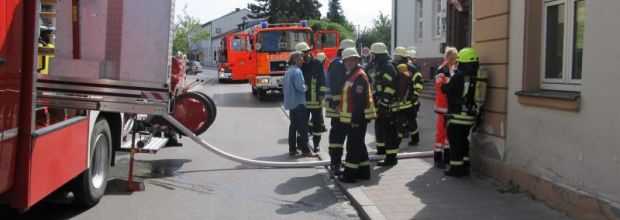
[223,21,340,100]
[0,0,214,211]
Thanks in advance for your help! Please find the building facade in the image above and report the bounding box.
[450,0,620,219]
[191,8,252,67]
[392,0,447,81]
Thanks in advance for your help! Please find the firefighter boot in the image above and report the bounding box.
[377,154,398,167]
[376,143,386,155]
[312,136,321,153]
[444,165,464,177]
[358,166,371,180]
[433,151,445,169]
[408,132,419,146]
[330,164,342,176]
[443,148,451,166]
[338,168,357,183]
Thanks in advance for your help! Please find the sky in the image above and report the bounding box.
[174,0,392,29]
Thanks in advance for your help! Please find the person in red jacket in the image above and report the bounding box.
[433,47,458,168]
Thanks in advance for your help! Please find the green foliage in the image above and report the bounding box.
[355,12,392,51]
[173,5,210,54]
[307,19,354,40]
[326,0,345,24]
[248,0,322,23]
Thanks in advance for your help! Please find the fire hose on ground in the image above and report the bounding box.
[162,114,434,168]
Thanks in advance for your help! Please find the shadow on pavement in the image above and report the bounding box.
[274,174,338,216]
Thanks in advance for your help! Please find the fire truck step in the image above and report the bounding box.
[120,137,169,154]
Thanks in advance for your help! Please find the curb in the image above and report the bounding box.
[278,105,387,220]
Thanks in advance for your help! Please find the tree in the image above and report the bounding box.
[355,11,392,51]
[308,19,354,40]
[326,0,345,24]
[248,0,322,23]
[172,5,210,54]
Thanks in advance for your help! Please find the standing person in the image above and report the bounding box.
[296,42,327,153]
[326,39,356,175]
[433,47,458,169]
[392,47,424,146]
[338,48,376,183]
[441,48,480,176]
[283,51,315,157]
[406,48,424,146]
[366,42,399,166]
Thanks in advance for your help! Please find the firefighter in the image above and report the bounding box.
[37,28,55,74]
[365,42,399,167]
[392,47,424,146]
[326,39,356,175]
[433,47,458,168]
[295,42,327,153]
[337,48,376,183]
[441,48,480,177]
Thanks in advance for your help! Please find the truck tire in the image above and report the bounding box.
[257,88,267,101]
[251,87,257,96]
[73,118,112,208]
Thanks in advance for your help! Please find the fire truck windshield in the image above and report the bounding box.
[257,30,311,52]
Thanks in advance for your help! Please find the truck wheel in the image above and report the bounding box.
[251,87,257,96]
[73,118,111,208]
[257,88,267,101]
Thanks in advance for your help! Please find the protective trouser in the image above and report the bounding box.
[289,105,311,153]
[308,108,326,148]
[375,110,399,165]
[328,118,346,167]
[407,108,420,145]
[446,123,472,175]
[434,113,450,166]
[342,123,370,182]
[374,110,398,156]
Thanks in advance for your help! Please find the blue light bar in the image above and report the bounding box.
[300,20,308,27]
[260,21,268,28]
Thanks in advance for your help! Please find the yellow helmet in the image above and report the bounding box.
[457,48,480,63]
[393,47,407,57]
[370,42,389,54]
[397,64,409,73]
[316,52,327,61]
[342,48,360,60]
[339,39,356,49]
[295,42,311,52]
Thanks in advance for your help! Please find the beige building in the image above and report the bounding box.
[392,0,447,80]
[451,0,620,219]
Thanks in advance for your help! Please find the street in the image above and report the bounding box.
[0,69,360,220]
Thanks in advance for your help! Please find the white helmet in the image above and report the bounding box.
[406,49,417,59]
[339,39,356,49]
[342,48,360,60]
[295,42,311,52]
[393,46,407,57]
[316,52,327,61]
[370,42,389,54]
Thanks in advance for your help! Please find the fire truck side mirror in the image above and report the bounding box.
[255,43,262,51]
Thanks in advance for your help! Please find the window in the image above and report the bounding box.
[257,30,311,52]
[416,0,423,41]
[541,0,585,90]
[216,28,222,34]
[432,0,444,37]
[232,37,247,51]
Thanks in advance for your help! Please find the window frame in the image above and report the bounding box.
[416,0,424,42]
[432,0,443,38]
[540,0,584,91]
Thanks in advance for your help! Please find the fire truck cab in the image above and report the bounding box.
[224,21,340,100]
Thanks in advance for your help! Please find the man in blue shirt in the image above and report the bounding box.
[283,51,315,157]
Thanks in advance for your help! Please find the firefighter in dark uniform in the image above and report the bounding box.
[338,48,377,183]
[441,48,480,177]
[391,47,424,147]
[366,42,399,167]
[296,42,327,153]
[326,39,357,175]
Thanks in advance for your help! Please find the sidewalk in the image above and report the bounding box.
[325,99,571,220]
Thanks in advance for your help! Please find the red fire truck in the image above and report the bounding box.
[0,0,213,211]
[223,21,340,100]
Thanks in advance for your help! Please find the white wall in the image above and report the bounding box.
[196,9,250,67]
[392,0,446,59]
[507,0,620,204]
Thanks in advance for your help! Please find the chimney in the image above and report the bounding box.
[235,8,240,12]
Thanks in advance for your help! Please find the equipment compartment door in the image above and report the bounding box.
[227,33,256,80]
[314,30,340,66]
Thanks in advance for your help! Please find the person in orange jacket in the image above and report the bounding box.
[433,47,458,168]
